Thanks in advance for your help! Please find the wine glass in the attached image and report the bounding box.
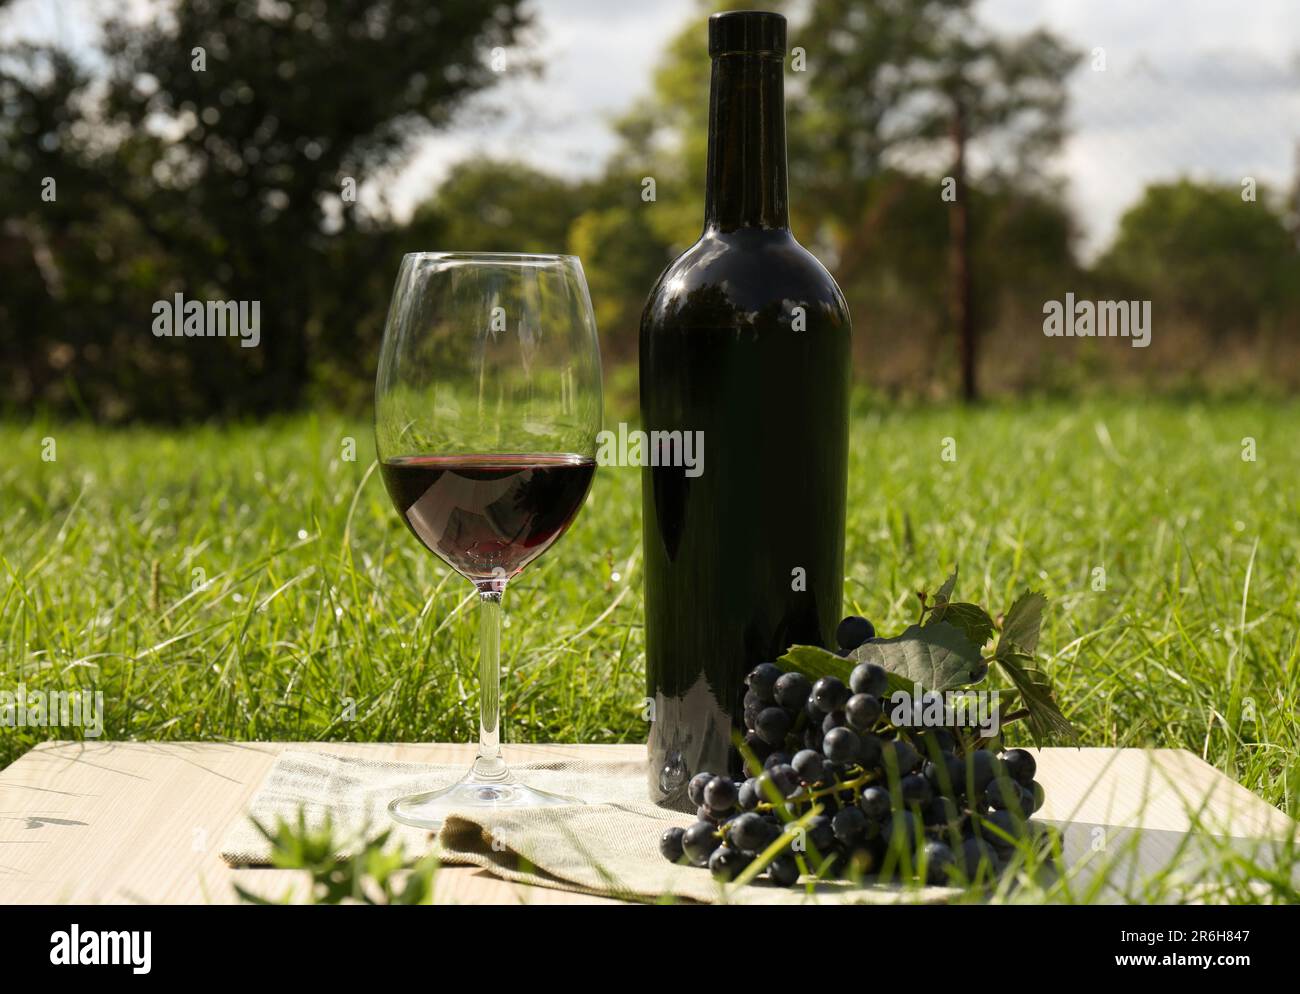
[375,252,602,828]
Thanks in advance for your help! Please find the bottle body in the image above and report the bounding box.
[641,227,850,804]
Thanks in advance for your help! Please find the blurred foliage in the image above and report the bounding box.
[0,0,530,419]
[1097,180,1300,334]
[235,811,438,905]
[1,0,1299,421]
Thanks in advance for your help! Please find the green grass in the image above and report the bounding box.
[3,396,1298,833]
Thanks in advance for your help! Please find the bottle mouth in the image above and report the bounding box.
[708,10,787,57]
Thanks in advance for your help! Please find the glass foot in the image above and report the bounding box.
[388,765,581,830]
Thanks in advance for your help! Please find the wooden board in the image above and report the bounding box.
[0,741,1292,904]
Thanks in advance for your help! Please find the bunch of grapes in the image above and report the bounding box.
[658,616,1049,888]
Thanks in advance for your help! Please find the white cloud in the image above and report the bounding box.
[385,0,697,219]
[984,0,1300,257]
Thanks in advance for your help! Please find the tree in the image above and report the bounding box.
[1096,179,1299,333]
[412,160,583,256]
[550,0,751,359]
[798,0,1079,400]
[0,0,530,419]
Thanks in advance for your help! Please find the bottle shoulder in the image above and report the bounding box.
[642,228,850,331]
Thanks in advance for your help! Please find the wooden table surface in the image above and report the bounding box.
[1,741,1293,905]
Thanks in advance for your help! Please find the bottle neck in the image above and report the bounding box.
[703,52,789,232]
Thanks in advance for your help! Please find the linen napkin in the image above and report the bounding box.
[219,749,953,904]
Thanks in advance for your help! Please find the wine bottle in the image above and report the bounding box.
[641,10,851,805]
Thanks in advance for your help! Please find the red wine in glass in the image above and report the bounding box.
[381,454,596,586]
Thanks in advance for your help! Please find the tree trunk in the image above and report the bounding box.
[948,100,977,403]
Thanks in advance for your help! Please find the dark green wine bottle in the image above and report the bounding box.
[641,10,851,805]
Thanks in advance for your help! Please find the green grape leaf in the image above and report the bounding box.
[776,644,853,684]
[992,649,1077,745]
[997,590,1047,657]
[927,601,996,649]
[850,621,986,691]
[933,567,959,605]
[776,644,913,696]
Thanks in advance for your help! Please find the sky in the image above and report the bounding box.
[7,0,1299,258]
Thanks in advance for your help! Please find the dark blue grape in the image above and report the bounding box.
[743,731,772,760]
[821,710,846,733]
[857,732,884,769]
[849,661,888,697]
[805,814,835,852]
[1026,779,1045,813]
[755,763,799,801]
[923,795,961,828]
[859,785,892,821]
[922,840,956,885]
[703,775,738,813]
[755,706,791,746]
[681,821,719,866]
[900,772,934,808]
[915,728,956,756]
[881,809,918,858]
[985,776,1025,812]
[836,615,876,652]
[822,726,860,764]
[728,811,775,853]
[845,692,882,731]
[960,836,1002,879]
[769,763,800,796]
[708,845,751,882]
[832,806,869,846]
[687,772,713,807]
[791,748,826,784]
[774,671,812,710]
[767,852,800,887]
[966,749,1001,796]
[737,778,759,811]
[822,760,852,782]
[1002,748,1036,786]
[746,662,783,703]
[885,738,922,776]
[924,753,967,798]
[812,675,850,713]
[981,809,1028,855]
[659,826,686,863]
[762,750,792,771]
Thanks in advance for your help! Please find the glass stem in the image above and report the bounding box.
[472,586,507,780]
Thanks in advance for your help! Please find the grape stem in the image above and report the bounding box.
[755,765,880,814]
